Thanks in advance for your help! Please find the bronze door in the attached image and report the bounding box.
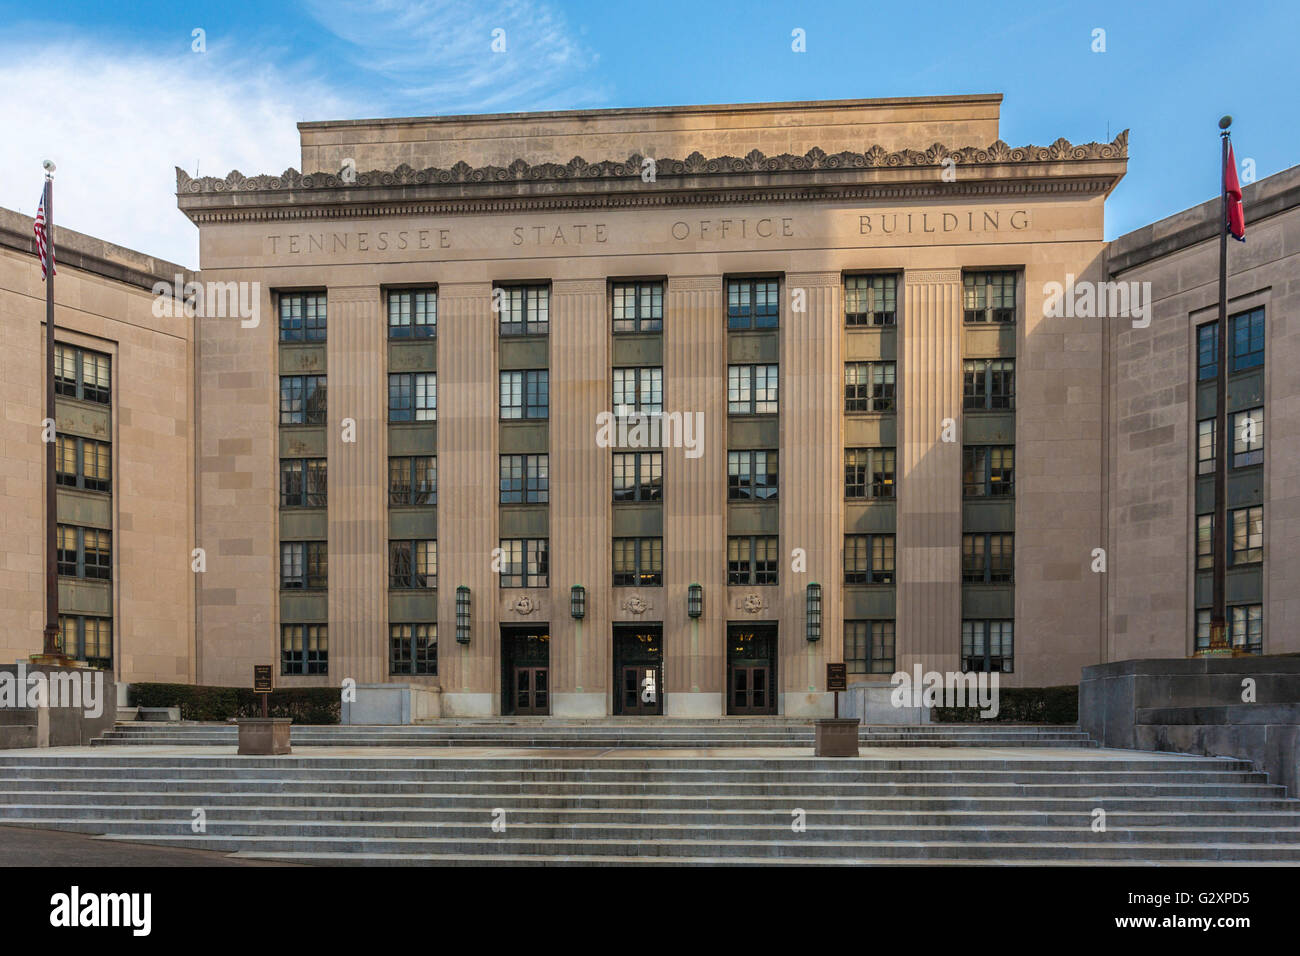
[513,666,550,715]
[730,665,772,715]
[621,665,661,716]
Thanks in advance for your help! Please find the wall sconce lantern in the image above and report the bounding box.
[805,583,822,642]
[570,584,586,620]
[687,583,703,619]
[455,586,471,644]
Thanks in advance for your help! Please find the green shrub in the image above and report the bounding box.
[931,685,1077,724]
[129,683,340,724]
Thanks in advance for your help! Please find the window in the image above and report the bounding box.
[280,459,327,507]
[1232,407,1264,467]
[500,454,549,504]
[54,345,111,404]
[845,448,894,499]
[613,537,663,586]
[1196,419,1216,476]
[1230,604,1263,655]
[845,275,897,326]
[963,445,1014,497]
[727,278,779,330]
[497,285,549,336]
[844,362,895,413]
[845,620,895,674]
[281,623,328,675]
[390,623,438,675]
[1195,609,1212,650]
[963,359,1014,410]
[280,375,327,425]
[728,450,779,500]
[1230,307,1265,371]
[612,281,663,333]
[389,372,436,422]
[728,364,778,415]
[58,615,112,669]
[844,534,894,585]
[613,451,662,501]
[963,272,1016,323]
[280,541,327,590]
[728,536,778,585]
[1196,514,1214,570]
[963,533,1014,584]
[56,436,111,493]
[612,367,663,416]
[56,525,111,580]
[500,370,549,419]
[389,456,437,506]
[388,288,436,339]
[1197,322,1218,381]
[390,540,437,589]
[1230,506,1262,565]
[962,620,1014,672]
[499,538,549,588]
[279,292,327,343]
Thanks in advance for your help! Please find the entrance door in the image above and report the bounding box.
[729,665,771,715]
[513,666,549,715]
[501,625,550,715]
[612,624,663,716]
[726,623,777,715]
[621,665,660,716]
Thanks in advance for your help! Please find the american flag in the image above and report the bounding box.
[34,188,55,279]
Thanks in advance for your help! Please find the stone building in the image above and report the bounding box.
[1,93,1291,717]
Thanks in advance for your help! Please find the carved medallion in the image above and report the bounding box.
[621,595,651,615]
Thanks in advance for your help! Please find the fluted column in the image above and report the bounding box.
[326,286,387,684]
[898,269,963,672]
[550,279,610,716]
[437,282,498,715]
[779,271,843,716]
[664,276,727,715]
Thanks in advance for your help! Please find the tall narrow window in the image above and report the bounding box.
[727,279,779,330]
[844,448,894,499]
[962,620,1014,672]
[1196,514,1214,570]
[1197,322,1218,380]
[963,446,1014,496]
[1196,419,1216,476]
[845,275,897,326]
[962,533,1014,584]
[844,362,895,412]
[963,272,1016,323]
[1229,506,1263,565]
[612,281,663,333]
[281,623,328,675]
[390,623,438,675]
[497,285,550,336]
[1229,604,1263,655]
[279,292,327,343]
[1232,407,1264,467]
[963,359,1014,410]
[844,534,894,585]
[1230,307,1265,371]
[845,620,895,673]
[388,288,437,339]
[280,541,327,589]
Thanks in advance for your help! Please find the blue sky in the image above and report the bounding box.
[0,0,1295,266]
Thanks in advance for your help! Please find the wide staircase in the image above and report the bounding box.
[92,719,1095,749]
[2,748,1299,864]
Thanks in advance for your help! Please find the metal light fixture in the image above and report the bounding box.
[455,586,471,644]
[805,583,822,642]
[687,583,703,619]
[570,584,586,620]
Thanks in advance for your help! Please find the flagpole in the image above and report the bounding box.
[40,164,63,662]
[1207,117,1232,655]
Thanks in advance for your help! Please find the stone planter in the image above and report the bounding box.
[814,718,860,757]
[236,717,292,755]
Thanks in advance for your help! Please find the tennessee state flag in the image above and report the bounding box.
[1225,143,1246,241]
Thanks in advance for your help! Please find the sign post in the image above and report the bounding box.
[815,662,858,757]
[827,662,847,717]
[237,664,291,756]
[254,664,273,718]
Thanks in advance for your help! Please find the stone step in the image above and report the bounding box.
[8,804,1300,828]
[0,790,1292,812]
[49,830,1300,862]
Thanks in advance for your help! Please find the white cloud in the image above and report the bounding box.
[0,41,358,267]
[304,0,607,113]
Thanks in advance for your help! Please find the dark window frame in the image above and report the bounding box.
[962,445,1015,497]
[1229,505,1263,566]
[844,361,896,413]
[58,614,113,669]
[963,358,1015,411]
[962,532,1014,584]
[500,453,549,504]
[56,524,111,581]
[281,623,328,675]
[497,284,550,336]
[612,281,664,333]
[963,272,1017,324]
[612,536,664,587]
[56,435,111,493]
[613,451,663,502]
[388,456,437,506]
[389,622,438,675]
[388,371,436,422]
[389,539,437,589]
[280,458,327,508]
[498,538,549,588]
[844,533,895,585]
[278,292,327,343]
[500,369,550,420]
[54,344,112,405]
[727,278,780,330]
[280,540,328,590]
[279,375,327,426]
[387,288,437,339]
[962,619,1014,672]
[728,364,779,416]
[1230,307,1265,371]
[727,535,779,586]
[1231,407,1264,468]
[728,449,779,501]
[844,274,898,327]
[844,447,895,499]
[845,620,895,674]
